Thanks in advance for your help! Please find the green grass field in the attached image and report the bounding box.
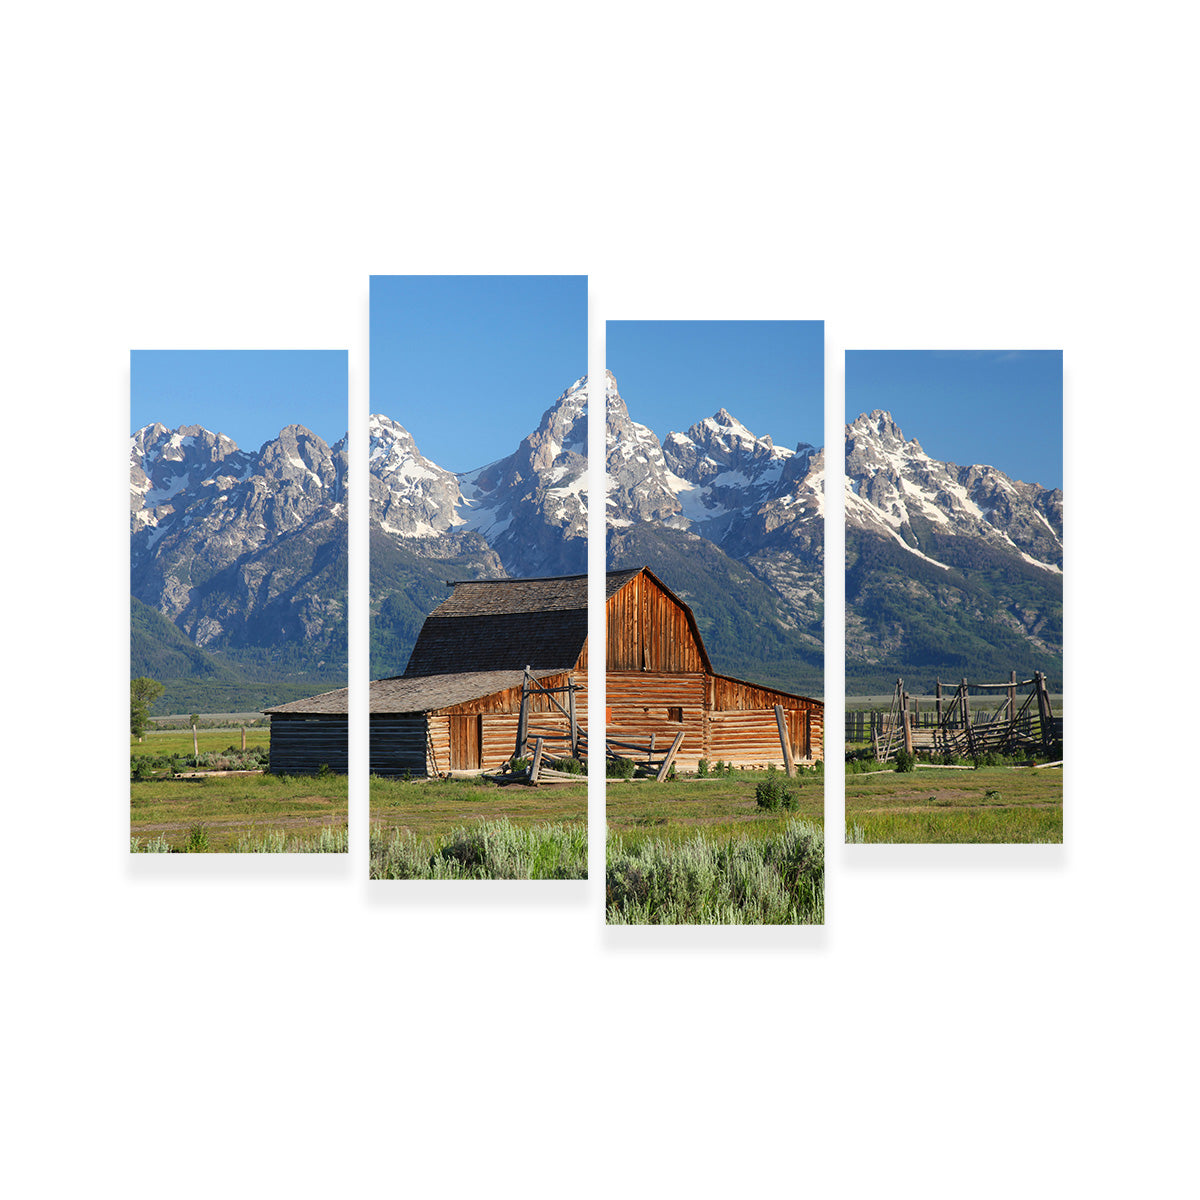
[370,775,586,837]
[845,764,1063,843]
[605,768,824,924]
[132,728,270,760]
[130,771,347,852]
[606,768,823,844]
[369,775,587,879]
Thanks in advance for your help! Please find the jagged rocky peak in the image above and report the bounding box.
[454,375,589,576]
[367,376,588,577]
[505,373,588,477]
[257,424,346,498]
[663,407,794,486]
[844,408,1063,572]
[604,371,685,526]
[844,409,930,475]
[368,412,464,538]
[849,409,910,444]
[130,422,257,528]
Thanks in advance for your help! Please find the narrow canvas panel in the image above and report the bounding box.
[130,350,350,853]
[843,350,1064,844]
[367,275,589,880]
[604,321,825,924]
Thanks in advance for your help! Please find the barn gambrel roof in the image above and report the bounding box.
[402,573,588,677]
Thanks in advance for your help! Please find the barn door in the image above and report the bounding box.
[787,710,810,762]
[449,715,482,770]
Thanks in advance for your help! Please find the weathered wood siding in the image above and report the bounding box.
[369,714,430,777]
[708,674,824,764]
[425,673,589,773]
[607,671,707,769]
[269,714,349,775]
[606,573,706,673]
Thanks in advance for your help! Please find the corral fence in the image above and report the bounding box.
[852,672,1062,762]
[514,669,587,783]
[605,731,686,782]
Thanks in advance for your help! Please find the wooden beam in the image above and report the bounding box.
[529,737,545,785]
[515,667,530,759]
[775,704,796,778]
[655,732,685,783]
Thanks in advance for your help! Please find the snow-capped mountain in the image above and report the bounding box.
[843,410,1063,690]
[369,375,588,578]
[606,370,822,549]
[130,422,349,697]
[605,370,825,695]
[605,371,687,525]
[845,410,1063,574]
[368,414,463,538]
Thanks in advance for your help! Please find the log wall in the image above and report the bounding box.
[269,714,349,775]
[607,671,824,768]
[607,671,707,769]
[369,714,429,777]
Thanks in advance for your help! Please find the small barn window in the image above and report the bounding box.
[667,706,683,723]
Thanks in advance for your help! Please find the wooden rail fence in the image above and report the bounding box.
[854,673,1061,762]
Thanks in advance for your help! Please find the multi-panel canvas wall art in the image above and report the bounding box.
[843,350,1063,844]
[130,350,349,852]
[604,320,826,923]
[366,275,590,880]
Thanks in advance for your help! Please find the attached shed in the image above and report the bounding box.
[264,686,349,775]
[606,567,823,770]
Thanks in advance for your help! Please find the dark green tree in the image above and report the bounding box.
[131,676,164,739]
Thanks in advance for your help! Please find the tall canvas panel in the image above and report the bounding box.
[367,275,589,880]
[843,350,1064,844]
[130,350,349,853]
[604,320,825,924]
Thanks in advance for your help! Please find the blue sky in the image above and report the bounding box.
[845,350,1063,490]
[606,321,824,450]
[131,350,348,449]
[371,275,587,471]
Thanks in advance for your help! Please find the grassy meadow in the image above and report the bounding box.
[130,726,347,852]
[370,774,587,880]
[132,726,269,760]
[605,766,825,924]
[845,763,1062,843]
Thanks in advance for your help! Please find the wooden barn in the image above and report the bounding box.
[266,573,589,777]
[605,567,823,771]
[266,566,821,776]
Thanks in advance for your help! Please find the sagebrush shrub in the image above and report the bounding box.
[607,756,635,779]
[756,769,799,812]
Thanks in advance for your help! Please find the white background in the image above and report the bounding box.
[5,3,1196,1197]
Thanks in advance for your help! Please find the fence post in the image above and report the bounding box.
[775,705,796,778]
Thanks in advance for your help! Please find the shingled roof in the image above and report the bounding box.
[265,669,566,716]
[402,574,588,677]
[264,685,349,715]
